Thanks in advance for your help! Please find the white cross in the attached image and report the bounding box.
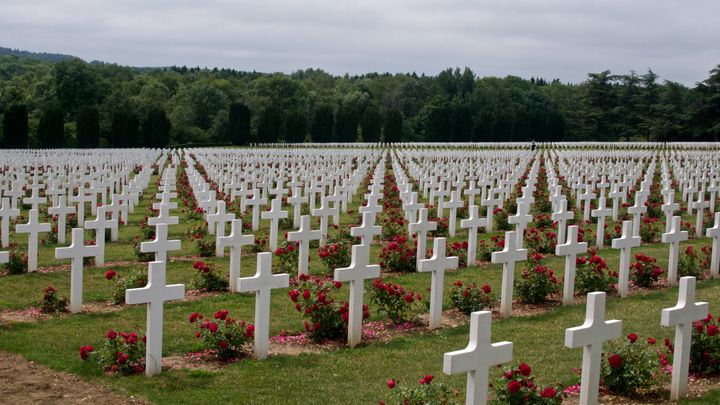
[55,228,101,313]
[245,189,267,231]
[237,252,289,359]
[126,261,185,376]
[0,197,20,248]
[207,201,235,256]
[402,191,423,225]
[351,211,381,246]
[148,202,179,228]
[565,292,622,405]
[627,193,647,238]
[333,244,380,348]
[460,205,487,266]
[141,223,181,264]
[48,194,76,245]
[590,196,612,248]
[419,238,459,329]
[481,192,501,232]
[556,225,588,305]
[661,277,709,401]
[691,193,710,238]
[443,189,464,237]
[611,220,641,297]
[608,183,623,221]
[261,198,288,251]
[312,196,337,245]
[106,194,129,233]
[491,231,527,317]
[15,209,51,272]
[23,187,46,211]
[579,185,596,222]
[217,219,254,293]
[443,311,513,405]
[287,186,308,228]
[84,206,117,266]
[552,198,574,247]
[662,216,689,286]
[70,184,94,225]
[359,194,382,226]
[662,192,680,234]
[287,215,322,276]
[409,207,437,270]
[508,201,532,248]
[705,212,720,279]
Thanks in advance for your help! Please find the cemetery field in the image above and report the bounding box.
[1,145,720,404]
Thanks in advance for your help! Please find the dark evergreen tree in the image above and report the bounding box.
[310,104,335,142]
[37,106,65,148]
[109,109,140,147]
[257,107,282,143]
[383,108,403,142]
[334,104,359,142]
[2,105,28,148]
[228,102,251,145]
[142,108,171,148]
[360,104,382,142]
[283,109,307,143]
[76,106,100,148]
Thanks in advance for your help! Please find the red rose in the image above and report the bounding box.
[540,387,557,398]
[647,337,656,345]
[608,353,623,369]
[419,374,433,385]
[189,312,202,323]
[214,309,229,320]
[707,324,719,337]
[106,330,117,340]
[105,270,116,280]
[245,324,255,338]
[627,333,638,343]
[482,284,492,294]
[387,378,396,389]
[79,345,94,360]
[518,363,531,376]
[218,341,229,350]
[507,380,522,393]
[302,289,311,299]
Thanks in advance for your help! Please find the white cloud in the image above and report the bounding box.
[1,0,717,84]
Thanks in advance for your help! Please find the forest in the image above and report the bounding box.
[0,52,718,148]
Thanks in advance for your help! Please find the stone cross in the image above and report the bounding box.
[350,211,381,246]
[590,196,611,248]
[608,183,623,221]
[481,192,501,232]
[627,193,647,238]
[662,216,689,286]
[611,220,641,297]
[287,186,308,228]
[443,311,513,405]
[15,209,51,272]
[662,192,680,234]
[579,185,596,222]
[71,184,94,225]
[409,208,437,271]
[246,189,267,231]
[261,198,288,251]
[551,198,574,248]
[691,193,710,238]
[23,187,46,211]
[661,277,708,401]
[126,261,185,376]
[565,292,622,405]
[419,238,459,329]
[556,225,588,305]
[55,228,101,313]
[312,196,335,245]
[460,205,487,266]
[0,197,20,248]
[508,201,532,248]
[333,244,380,348]
[287,215,322,276]
[402,191,423,225]
[491,231,527,317]
[443,189,464,237]
[705,212,720,279]
[148,202,179,228]
[207,200,235,256]
[84,206,117,267]
[141,223,181,264]
[217,219,254,293]
[237,252,289,359]
[106,194,129,236]
[48,195,75,245]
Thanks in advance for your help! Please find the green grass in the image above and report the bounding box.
[1,169,720,404]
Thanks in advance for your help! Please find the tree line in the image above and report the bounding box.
[0,54,718,148]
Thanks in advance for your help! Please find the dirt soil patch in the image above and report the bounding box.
[0,350,150,404]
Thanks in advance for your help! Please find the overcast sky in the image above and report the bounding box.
[1,0,718,85]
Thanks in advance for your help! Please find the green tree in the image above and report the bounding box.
[109,109,140,147]
[37,106,65,148]
[384,108,403,142]
[257,107,282,143]
[228,102,252,145]
[310,104,335,143]
[360,103,382,142]
[283,109,307,143]
[2,104,28,148]
[142,108,171,148]
[53,58,102,116]
[76,106,100,148]
[187,82,228,130]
